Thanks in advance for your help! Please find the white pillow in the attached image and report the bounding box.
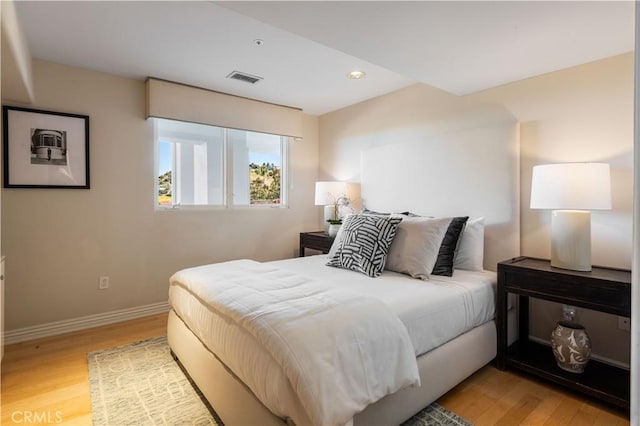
[327,216,349,259]
[453,217,485,271]
[385,216,451,280]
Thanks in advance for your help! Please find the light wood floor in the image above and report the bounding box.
[0,313,629,425]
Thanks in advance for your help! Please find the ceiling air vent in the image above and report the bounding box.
[226,71,263,84]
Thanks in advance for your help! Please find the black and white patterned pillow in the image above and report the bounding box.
[326,214,402,277]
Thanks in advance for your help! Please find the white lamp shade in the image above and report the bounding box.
[530,163,612,210]
[314,181,348,205]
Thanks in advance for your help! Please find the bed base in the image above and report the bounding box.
[168,309,510,426]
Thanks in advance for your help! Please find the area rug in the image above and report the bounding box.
[88,336,472,426]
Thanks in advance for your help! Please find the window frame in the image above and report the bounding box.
[154,119,290,210]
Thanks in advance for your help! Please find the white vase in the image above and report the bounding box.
[328,224,341,237]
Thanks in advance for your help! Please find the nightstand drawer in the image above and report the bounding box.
[501,258,631,316]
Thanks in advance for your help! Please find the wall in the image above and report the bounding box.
[319,52,634,365]
[1,0,34,103]
[0,0,3,361]
[358,123,520,271]
[1,59,320,331]
[475,53,634,366]
[631,6,640,420]
[473,54,634,270]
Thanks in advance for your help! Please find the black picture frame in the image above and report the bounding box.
[3,105,90,189]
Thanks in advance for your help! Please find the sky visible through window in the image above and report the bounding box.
[158,135,280,175]
[158,141,172,174]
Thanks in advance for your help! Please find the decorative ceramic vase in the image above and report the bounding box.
[328,224,341,237]
[550,321,591,373]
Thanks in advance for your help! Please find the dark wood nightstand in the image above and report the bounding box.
[299,231,334,257]
[496,256,631,409]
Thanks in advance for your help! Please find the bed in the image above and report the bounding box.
[168,122,520,425]
[167,245,516,426]
[169,215,516,425]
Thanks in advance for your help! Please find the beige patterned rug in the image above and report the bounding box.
[88,336,471,426]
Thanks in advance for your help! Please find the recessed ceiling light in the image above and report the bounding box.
[347,70,366,80]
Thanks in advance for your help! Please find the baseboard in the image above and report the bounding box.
[529,335,630,370]
[4,301,170,344]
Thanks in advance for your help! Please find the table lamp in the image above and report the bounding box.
[530,163,611,271]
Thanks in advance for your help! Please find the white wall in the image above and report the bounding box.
[1,59,320,331]
[319,52,634,365]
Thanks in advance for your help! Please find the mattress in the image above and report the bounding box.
[168,255,496,422]
[271,255,496,356]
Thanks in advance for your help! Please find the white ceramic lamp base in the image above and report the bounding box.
[323,205,334,232]
[550,210,591,272]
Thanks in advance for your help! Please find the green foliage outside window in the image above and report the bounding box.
[250,162,281,204]
[158,170,172,206]
[158,163,280,205]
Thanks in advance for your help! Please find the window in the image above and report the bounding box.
[155,118,288,208]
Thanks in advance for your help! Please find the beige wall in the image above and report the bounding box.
[1,0,34,103]
[0,4,3,275]
[1,60,320,330]
[472,53,634,270]
[2,53,633,363]
[475,53,634,366]
[319,52,634,365]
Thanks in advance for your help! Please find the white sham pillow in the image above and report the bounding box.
[453,217,485,271]
[327,216,349,259]
[385,216,451,280]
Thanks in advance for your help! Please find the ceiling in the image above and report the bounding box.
[12,1,636,116]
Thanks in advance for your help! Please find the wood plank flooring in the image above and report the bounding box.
[0,313,629,425]
[1,313,167,425]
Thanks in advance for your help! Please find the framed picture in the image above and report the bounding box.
[3,105,90,189]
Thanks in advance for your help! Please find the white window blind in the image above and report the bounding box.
[146,78,303,138]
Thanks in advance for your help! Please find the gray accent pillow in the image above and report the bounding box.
[385,217,452,280]
[327,214,402,277]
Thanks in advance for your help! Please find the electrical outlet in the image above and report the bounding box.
[618,316,630,331]
[99,276,110,290]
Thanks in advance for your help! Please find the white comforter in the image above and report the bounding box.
[170,259,420,426]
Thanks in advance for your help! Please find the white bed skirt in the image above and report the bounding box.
[168,309,504,426]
